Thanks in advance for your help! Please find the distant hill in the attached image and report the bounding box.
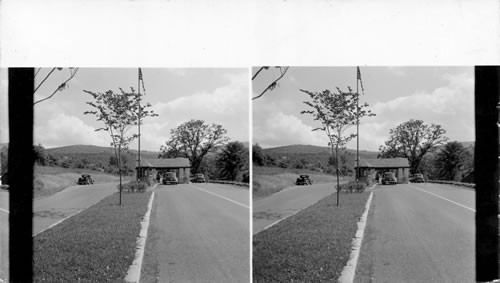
[47,144,159,156]
[263,144,379,160]
[46,145,160,168]
[459,141,474,148]
[260,144,379,169]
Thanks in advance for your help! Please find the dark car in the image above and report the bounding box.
[296,175,313,185]
[411,173,425,183]
[192,173,206,183]
[382,172,397,185]
[77,174,94,185]
[162,172,178,185]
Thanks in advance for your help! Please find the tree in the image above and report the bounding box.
[252,143,265,166]
[0,146,7,176]
[434,141,472,181]
[378,119,448,174]
[84,88,157,205]
[33,144,48,166]
[216,141,248,181]
[252,66,290,100]
[301,87,374,205]
[159,119,229,174]
[109,155,128,167]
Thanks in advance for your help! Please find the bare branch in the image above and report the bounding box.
[252,66,290,100]
[34,68,79,105]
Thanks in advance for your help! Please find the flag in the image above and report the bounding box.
[357,66,365,94]
[138,68,146,94]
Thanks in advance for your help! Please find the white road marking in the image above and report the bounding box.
[189,184,249,209]
[408,184,476,212]
[32,208,85,237]
[0,208,9,214]
[260,209,302,233]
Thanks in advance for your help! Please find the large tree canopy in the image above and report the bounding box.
[378,119,448,174]
[216,141,248,181]
[434,141,472,181]
[159,119,229,173]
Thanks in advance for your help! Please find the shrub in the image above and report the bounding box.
[337,180,365,193]
[118,180,148,193]
[358,176,372,187]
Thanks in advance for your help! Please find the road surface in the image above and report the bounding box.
[141,183,250,283]
[0,191,8,282]
[253,182,341,234]
[0,182,120,282]
[355,182,475,282]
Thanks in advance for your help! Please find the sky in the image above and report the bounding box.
[252,66,474,151]
[0,68,249,151]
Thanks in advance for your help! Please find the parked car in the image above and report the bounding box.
[411,173,425,183]
[296,175,313,185]
[77,174,94,185]
[382,172,397,185]
[192,173,206,183]
[162,172,178,185]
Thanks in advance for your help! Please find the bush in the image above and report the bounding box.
[358,176,372,187]
[118,180,148,193]
[337,180,366,193]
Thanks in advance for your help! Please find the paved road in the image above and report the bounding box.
[253,182,341,234]
[0,191,8,282]
[141,183,249,283]
[0,182,120,282]
[355,182,475,282]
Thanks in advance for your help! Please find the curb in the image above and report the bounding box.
[338,190,374,283]
[124,191,155,283]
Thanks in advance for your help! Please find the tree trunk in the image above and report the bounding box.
[335,145,340,206]
[118,145,122,206]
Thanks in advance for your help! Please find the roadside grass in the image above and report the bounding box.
[253,191,370,282]
[34,165,127,198]
[33,191,152,282]
[253,166,349,199]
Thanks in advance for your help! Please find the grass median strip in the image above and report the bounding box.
[253,192,370,282]
[33,191,152,282]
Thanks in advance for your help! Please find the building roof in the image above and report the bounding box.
[355,158,410,168]
[137,158,191,168]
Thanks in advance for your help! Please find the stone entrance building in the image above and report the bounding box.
[355,158,410,184]
[136,158,191,184]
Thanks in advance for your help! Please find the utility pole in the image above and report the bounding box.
[356,67,360,182]
[137,68,142,181]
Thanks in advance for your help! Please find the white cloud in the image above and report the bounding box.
[253,102,328,148]
[135,71,249,149]
[352,72,474,151]
[35,112,110,148]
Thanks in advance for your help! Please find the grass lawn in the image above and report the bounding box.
[34,165,128,198]
[253,166,349,199]
[253,191,370,282]
[33,191,152,282]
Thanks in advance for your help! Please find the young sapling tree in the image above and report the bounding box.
[300,87,374,205]
[84,88,157,205]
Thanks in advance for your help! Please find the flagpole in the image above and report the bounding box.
[137,68,141,181]
[356,67,360,182]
